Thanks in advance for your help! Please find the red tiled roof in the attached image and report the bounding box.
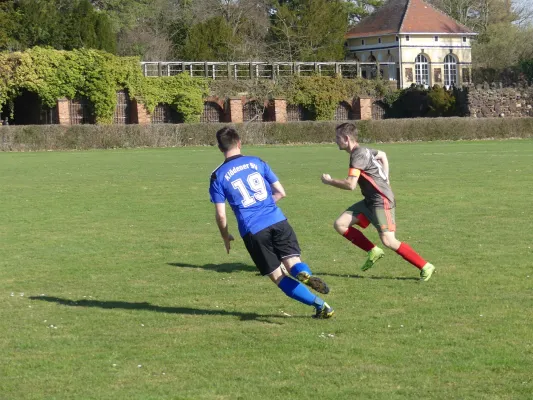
[346,0,474,38]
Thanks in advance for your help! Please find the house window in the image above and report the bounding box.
[362,39,365,45]
[463,37,467,42]
[387,54,396,81]
[415,54,430,86]
[396,36,399,42]
[435,36,439,42]
[406,36,410,41]
[444,54,458,87]
[378,38,382,44]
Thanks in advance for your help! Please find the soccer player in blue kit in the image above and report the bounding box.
[209,127,334,319]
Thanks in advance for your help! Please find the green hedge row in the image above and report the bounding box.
[1,118,532,151]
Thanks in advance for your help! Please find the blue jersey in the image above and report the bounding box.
[209,155,286,237]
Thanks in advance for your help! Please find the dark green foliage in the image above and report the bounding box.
[0,0,116,53]
[520,60,533,84]
[427,85,456,117]
[385,86,430,118]
[0,1,19,50]
[386,85,458,118]
[181,16,237,61]
[268,0,349,61]
[2,118,532,151]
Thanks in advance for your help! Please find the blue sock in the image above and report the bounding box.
[278,276,324,309]
[289,262,312,278]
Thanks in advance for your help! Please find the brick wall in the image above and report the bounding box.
[229,97,243,123]
[132,100,151,125]
[272,99,287,123]
[57,98,70,125]
[358,97,373,120]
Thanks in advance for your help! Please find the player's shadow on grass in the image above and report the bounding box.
[168,262,258,274]
[316,272,419,281]
[29,296,292,323]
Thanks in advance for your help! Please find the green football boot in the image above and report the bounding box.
[420,263,436,282]
[361,246,385,271]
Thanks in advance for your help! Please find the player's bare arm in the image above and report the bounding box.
[374,150,390,181]
[214,202,234,253]
[321,174,359,190]
[270,181,286,203]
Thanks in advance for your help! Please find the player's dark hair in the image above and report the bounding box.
[336,122,358,141]
[216,127,240,152]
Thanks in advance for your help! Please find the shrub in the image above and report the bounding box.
[427,86,456,117]
[1,118,532,152]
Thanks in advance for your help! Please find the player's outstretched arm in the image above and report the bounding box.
[321,174,359,190]
[270,181,286,203]
[214,202,234,254]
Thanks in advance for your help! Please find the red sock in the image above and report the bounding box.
[343,227,375,252]
[396,242,427,269]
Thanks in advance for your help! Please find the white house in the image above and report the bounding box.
[345,0,477,88]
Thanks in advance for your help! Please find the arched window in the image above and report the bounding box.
[444,54,458,87]
[334,102,353,121]
[243,101,266,122]
[372,101,387,120]
[387,54,396,81]
[367,55,377,78]
[200,101,224,123]
[286,104,311,122]
[113,90,131,125]
[152,103,183,124]
[69,97,94,125]
[415,54,430,86]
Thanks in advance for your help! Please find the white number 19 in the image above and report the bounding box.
[231,172,268,207]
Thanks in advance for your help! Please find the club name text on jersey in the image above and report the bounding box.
[224,162,259,181]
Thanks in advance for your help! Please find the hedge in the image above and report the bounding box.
[1,117,532,151]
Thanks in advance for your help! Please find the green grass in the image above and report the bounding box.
[1,140,532,400]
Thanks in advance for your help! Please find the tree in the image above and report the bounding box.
[472,22,533,69]
[170,0,271,61]
[11,0,64,49]
[268,0,349,61]
[427,0,533,74]
[0,0,117,53]
[115,0,178,59]
[426,0,527,33]
[343,0,384,25]
[181,16,237,61]
[0,1,20,50]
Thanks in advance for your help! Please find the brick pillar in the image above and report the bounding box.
[273,99,287,123]
[358,97,372,120]
[229,97,243,123]
[132,100,151,125]
[57,98,70,125]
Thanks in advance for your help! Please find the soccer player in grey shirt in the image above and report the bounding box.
[321,122,435,281]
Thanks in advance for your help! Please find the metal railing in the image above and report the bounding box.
[140,61,397,80]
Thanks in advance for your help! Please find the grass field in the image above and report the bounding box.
[1,140,532,400]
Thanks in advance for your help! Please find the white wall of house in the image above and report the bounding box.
[346,34,474,88]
